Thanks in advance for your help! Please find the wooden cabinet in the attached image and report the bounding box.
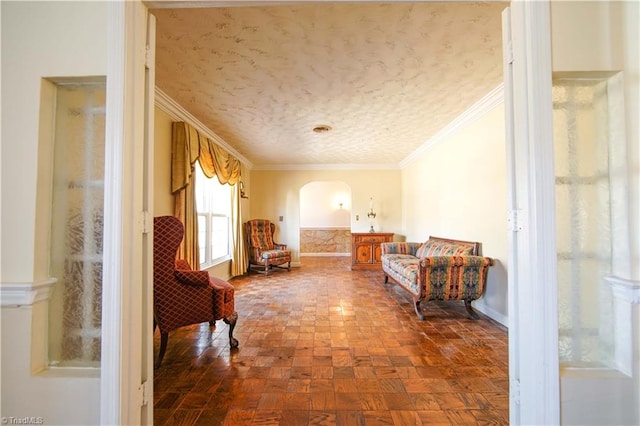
[350,232,394,270]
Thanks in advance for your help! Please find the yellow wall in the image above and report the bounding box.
[249,169,402,266]
[153,107,251,279]
[401,106,508,321]
[153,107,175,217]
[1,2,107,424]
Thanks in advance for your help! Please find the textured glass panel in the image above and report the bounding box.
[49,81,105,366]
[553,78,613,368]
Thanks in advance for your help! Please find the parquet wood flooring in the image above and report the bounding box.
[154,256,509,425]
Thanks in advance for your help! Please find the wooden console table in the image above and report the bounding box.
[350,232,394,270]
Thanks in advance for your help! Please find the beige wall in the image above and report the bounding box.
[1,2,107,424]
[154,107,175,217]
[249,169,402,265]
[401,106,508,322]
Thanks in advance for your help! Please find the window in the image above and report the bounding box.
[48,78,106,366]
[194,164,232,268]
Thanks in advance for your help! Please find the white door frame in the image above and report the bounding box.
[505,1,559,424]
[103,1,560,424]
[102,1,153,424]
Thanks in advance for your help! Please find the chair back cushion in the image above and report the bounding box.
[246,219,275,250]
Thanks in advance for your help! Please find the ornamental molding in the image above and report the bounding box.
[155,87,253,169]
[0,278,57,307]
[605,275,640,304]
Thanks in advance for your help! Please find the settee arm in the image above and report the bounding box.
[380,242,422,256]
[419,255,494,268]
[274,243,287,250]
[418,255,494,303]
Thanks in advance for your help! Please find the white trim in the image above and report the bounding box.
[253,163,400,171]
[606,275,640,305]
[145,1,304,8]
[101,1,126,423]
[155,65,503,173]
[300,252,350,257]
[155,88,253,169]
[399,83,504,168]
[254,84,504,171]
[605,275,640,377]
[0,278,57,307]
[508,2,559,424]
[473,301,508,328]
[300,226,351,230]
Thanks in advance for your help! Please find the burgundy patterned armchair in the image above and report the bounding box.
[153,216,238,368]
[244,219,291,275]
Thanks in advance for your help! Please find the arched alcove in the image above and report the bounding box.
[299,181,351,256]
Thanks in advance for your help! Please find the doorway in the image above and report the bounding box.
[299,181,352,258]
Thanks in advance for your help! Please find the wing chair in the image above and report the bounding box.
[244,219,292,275]
[153,216,238,368]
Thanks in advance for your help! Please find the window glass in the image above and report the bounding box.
[194,164,231,267]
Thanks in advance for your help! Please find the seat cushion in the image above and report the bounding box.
[381,254,420,296]
[260,249,291,260]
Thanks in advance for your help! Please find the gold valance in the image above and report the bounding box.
[171,121,242,193]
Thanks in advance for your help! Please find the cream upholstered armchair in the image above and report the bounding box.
[244,219,291,275]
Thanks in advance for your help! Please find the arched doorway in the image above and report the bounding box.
[299,181,351,258]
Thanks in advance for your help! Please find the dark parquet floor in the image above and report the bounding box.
[154,256,509,425]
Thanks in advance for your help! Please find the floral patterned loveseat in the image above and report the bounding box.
[380,236,494,320]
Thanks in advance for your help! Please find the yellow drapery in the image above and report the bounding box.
[171,121,247,275]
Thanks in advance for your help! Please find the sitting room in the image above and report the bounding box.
[2,1,638,426]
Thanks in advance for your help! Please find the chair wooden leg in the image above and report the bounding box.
[155,331,169,369]
[464,300,480,320]
[224,311,239,348]
[414,299,426,320]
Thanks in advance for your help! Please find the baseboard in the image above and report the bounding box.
[300,253,350,257]
[473,301,508,327]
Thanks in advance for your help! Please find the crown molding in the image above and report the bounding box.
[399,83,505,169]
[154,87,254,169]
[156,84,503,172]
[252,163,400,171]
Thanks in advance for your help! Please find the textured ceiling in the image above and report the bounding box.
[152,2,505,168]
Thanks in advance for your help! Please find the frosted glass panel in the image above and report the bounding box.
[553,78,613,367]
[49,81,106,366]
